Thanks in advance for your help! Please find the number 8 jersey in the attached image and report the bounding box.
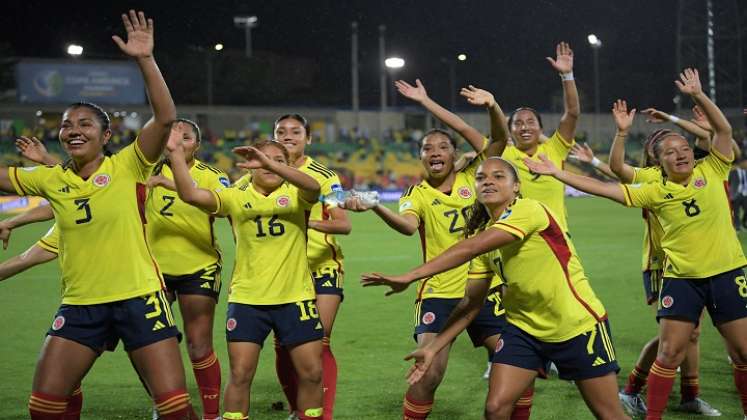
[8,142,163,305]
[212,182,315,305]
[399,152,485,299]
[621,149,747,278]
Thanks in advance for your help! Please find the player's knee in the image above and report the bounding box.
[186,338,212,361]
[228,361,256,386]
[297,362,323,386]
[657,340,686,365]
[484,398,512,420]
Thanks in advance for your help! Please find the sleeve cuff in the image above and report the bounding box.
[620,185,634,207]
[490,222,526,239]
[133,138,159,166]
[710,146,734,164]
[8,167,27,196]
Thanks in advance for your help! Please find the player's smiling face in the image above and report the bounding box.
[176,124,200,162]
[420,132,456,180]
[252,143,287,191]
[475,159,520,209]
[656,136,694,180]
[274,118,310,161]
[510,109,542,151]
[59,107,111,162]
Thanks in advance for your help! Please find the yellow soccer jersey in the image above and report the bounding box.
[36,224,60,254]
[298,157,344,274]
[622,150,747,278]
[466,251,506,316]
[632,166,666,271]
[399,152,485,299]
[9,141,162,305]
[501,130,574,232]
[147,160,230,275]
[485,198,607,342]
[212,182,315,305]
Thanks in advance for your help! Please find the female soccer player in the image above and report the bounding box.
[501,42,580,232]
[525,68,747,420]
[168,139,323,420]
[361,157,628,420]
[0,11,199,419]
[10,120,228,419]
[608,100,721,417]
[346,82,511,419]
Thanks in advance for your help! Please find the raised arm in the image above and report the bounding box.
[360,227,515,295]
[642,107,710,141]
[167,134,218,213]
[525,154,626,204]
[404,277,491,384]
[460,85,509,157]
[344,196,419,236]
[690,106,742,159]
[233,146,320,203]
[676,68,732,158]
[547,42,579,141]
[15,137,61,166]
[395,79,485,152]
[608,100,638,183]
[0,204,55,249]
[569,143,618,180]
[308,207,352,235]
[112,10,176,163]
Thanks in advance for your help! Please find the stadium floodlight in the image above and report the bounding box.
[234,15,258,58]
[66,44,83,56]
[384,57,405,69]
[214,43,224,51]
[457,53,467,61]
[587,34,602,48]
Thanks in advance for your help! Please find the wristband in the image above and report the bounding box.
[591,157,601,168]
[560,72,574,81]
[668,115,680,123]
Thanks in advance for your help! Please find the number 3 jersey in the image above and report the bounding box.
[146,160,229,276]
[621,149,747,278]
[8,142,162,305]
[399,152,487,299]
[212,182,315,305]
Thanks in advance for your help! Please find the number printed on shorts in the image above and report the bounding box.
[254,215,286,237]
[144,293,163,319]
[735,275,747,298]
[296,300,319,321]
[74,198,92,224]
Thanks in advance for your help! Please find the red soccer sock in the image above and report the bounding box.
[191,350,222,418]
[321,337,338,420]
[403,393,433,419]
[29,391,67,420]
[63,385,83,420]
[646,361,677,420]
[275,339,298,413]
[733,363,747,415]
[154,389,197,420]
[679,375,699,402]
[624,365,649,395]
[510,386,534,420]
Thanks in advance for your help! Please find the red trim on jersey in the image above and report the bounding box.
[136,183,147,224]
[538,208,605,322]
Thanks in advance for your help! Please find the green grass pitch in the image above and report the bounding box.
[0,198,745,419]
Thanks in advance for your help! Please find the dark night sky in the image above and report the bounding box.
[1,0,734,112]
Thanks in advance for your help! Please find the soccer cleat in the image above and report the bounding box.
[619,391,647,417]
[482,361,492,380]
[548,362,559,375]
[152,407,160,420]
[286,414,300,420]
[677,398,721,416]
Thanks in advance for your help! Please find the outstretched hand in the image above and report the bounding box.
[0,221,12,250]
[360,272,412,296]
[343,196,375,212]
[165,122,185,155]
[523,154,560,176]
[612,100,636,132]
[395,79,428,103]
[569,143,595,163]
[460,85,496,108]
[15,136,50,164]
[641,108,667,124]
[112,10,154,58]
[233,146,274,170]
[675,68,703,96]
[546,42,574,74]
[404,347,436,385]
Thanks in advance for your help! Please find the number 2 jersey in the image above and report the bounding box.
[146,160,229,276]
[399,151,500,299]
[212,182,315,305]
[8,142,162,305]
[621,149,746,278]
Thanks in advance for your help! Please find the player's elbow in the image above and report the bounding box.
[337,220,352,235]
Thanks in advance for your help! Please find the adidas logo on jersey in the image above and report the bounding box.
[664,193,674,199]
[58,186,70,193]
[315,322,323,330]
[592,357,607,366]
[322,280,333,287]
[152,320,166,331]
[243,202,253,209]
[200,282,212,289]
[431,199,442,206]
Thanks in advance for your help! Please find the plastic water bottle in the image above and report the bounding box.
[321,190,379,209]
